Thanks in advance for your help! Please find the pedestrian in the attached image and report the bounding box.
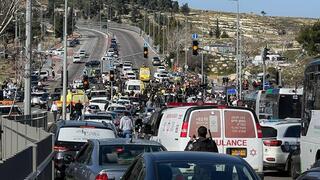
[185,126,219,153]
[119,111,134,138]
[51,101,58,122]
[52,70,55,80]
[74,100,83,120]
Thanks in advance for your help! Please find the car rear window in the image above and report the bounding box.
[84,116,113,120]
[261,127,277,138]
[189,110,221,138]
[57,127,115,142]
[284,125,301,138]
[224,110,256,138]
[99,145,164,165]
[156,161,256,180]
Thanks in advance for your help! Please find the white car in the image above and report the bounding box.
[54,49,64,56]
[89,98,109,111]
[106,104,127,112]
[156,66,166,72]
[154,72,169,82]
[72,79,83,89]
[79,50,86,58]
[73,55,81,63]
[106,48,114,57]
[125,71,136,79]
[260,120,301,173]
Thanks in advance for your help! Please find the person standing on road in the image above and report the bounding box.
[74,100,83,120]
[185,126,219,153]
[119,112,134,138]
[51,101,58,122]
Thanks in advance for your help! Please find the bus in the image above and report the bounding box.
[244,88,303,120]
[301,58,320,172]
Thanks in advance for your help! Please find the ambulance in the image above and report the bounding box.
[150,105,264,177]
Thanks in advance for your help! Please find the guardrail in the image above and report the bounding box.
[0,112,54,180]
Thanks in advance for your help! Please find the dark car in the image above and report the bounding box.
[85,60,101,68]
[297,167,320,180]
[122,151,260,180]
[47,120,118,179]
[152,57,161,66]
[65,138,166,180]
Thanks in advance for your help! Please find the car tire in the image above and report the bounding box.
[290,160,298,179]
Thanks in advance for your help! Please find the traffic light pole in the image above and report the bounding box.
[262,48,266,91]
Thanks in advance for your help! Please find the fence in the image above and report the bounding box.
[0,112,54,180]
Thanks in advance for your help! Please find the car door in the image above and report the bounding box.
[79,143,95,180]
[67,143,90,180]
[121,158,145,180]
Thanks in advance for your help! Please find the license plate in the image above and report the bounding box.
[227,148,247,158]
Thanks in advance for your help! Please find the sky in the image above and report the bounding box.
[177,0,319,18]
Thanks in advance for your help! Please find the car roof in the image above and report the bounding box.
[260,120,301,127]
[56,120,112,128]
[95,138,163,146]
[143,151,244,163]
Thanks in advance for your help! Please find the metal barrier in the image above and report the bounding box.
[0,113,54,180]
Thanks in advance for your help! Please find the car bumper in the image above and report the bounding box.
[263,161,286,170]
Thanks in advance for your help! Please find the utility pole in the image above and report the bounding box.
[62,0,68,120]
[99,0,102,31]
[24,0,32,115]
[184,17,188,72]
[262,48,266,91]
[235,0,240,99]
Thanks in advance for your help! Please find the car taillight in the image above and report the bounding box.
[256,123,263,138]
[180,121,189,137]
[263,139,282,146]
[96,171,109,180]
[54,146,68,152]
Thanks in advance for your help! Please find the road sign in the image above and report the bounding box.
[192,33,198,39]
[227,89,237,95]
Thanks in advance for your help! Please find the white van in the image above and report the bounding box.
[124,80,145,94]
[150,106,264,177]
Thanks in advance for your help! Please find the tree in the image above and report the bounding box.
[172,1,179,13]
[180,3,190,16]
[296,21,320,56]
[221,31,229,38]
[214,18,221,39]
[261,11,267,16]
[0,0,22,35]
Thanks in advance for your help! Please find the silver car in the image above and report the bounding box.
[65,138,166,180]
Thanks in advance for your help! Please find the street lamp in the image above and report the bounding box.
[62,0,68,120]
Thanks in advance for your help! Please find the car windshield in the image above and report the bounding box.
[83,115,113,120]
[156,161,256,180]
[99,145,164,165]
[57,127,115,142]
[128,85,140,90]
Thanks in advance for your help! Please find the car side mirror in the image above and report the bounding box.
[63,154,74,164]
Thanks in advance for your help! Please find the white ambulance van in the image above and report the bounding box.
[151,106,264,177]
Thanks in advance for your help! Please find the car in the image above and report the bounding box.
[72,79,83,89]
[89,98,109,111]
[122,151,261,180]
[82,113,114,123]
[154,72,169,82]
[89,90,108,100]
[84,104,101,114]
[31,91,49,108]
[65,138,166,180]
[79,50,86,58]
[0,104,23,116]
[296,167,320,180]
[260,120,301,173]
[73,55,81,63]
[106,48,114,57]
[32,70,50,81]
[106,103,127,112]
[47,120,117,179]
[85,60,101,68]
[152,57,161,66]
[156,66,166,72]
[125,71,136,79]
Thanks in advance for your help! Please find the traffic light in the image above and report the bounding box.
[110,70,115,82]
[192,40,199,56]
[262,47,270,61]
[83,75,89,90]
[143,47,148,58]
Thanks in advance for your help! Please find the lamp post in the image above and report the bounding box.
[62,0,68,120]
[24,0,32,115]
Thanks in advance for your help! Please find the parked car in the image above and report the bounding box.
[73,54,81,63]
[65,139,166,180]
[122,151,261,180]
[260,120,301,174]
[79,50,86,58]
[48,120,117,179]
[32,70,50,81]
